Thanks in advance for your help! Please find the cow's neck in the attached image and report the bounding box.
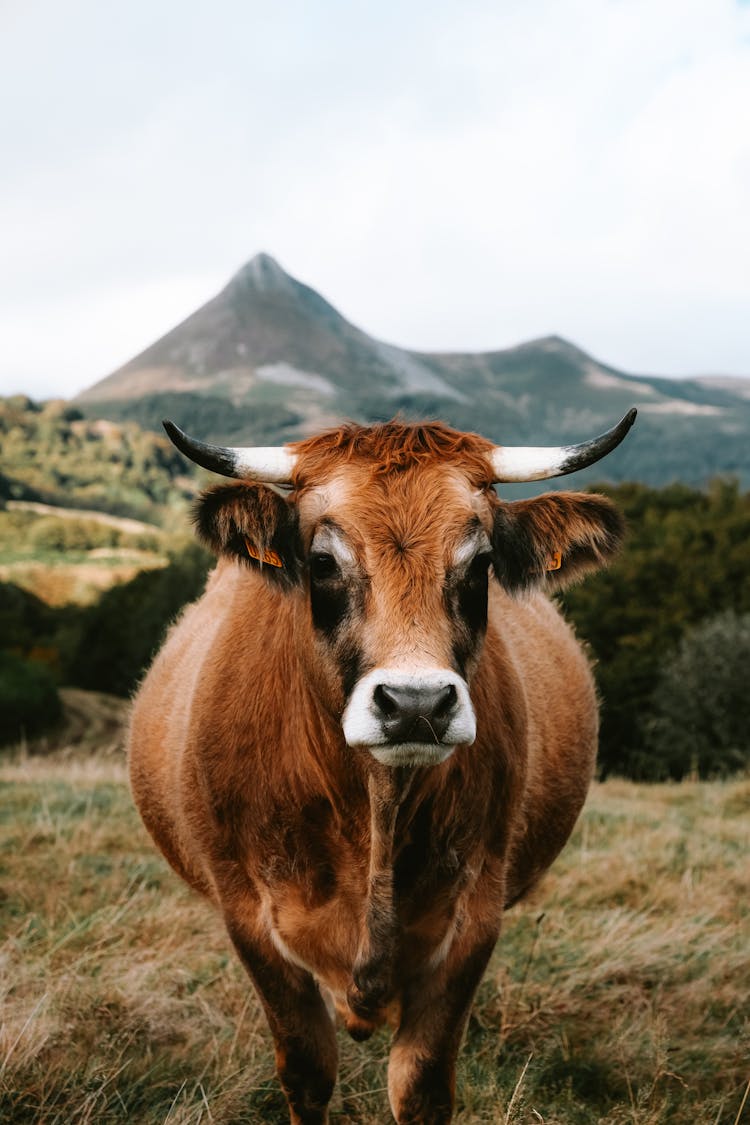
[346,762,415,1021]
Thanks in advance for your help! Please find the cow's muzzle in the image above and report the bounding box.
[341,669,476,767]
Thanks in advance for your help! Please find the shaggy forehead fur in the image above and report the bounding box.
[291,420,497,489]
[292,421,497,574]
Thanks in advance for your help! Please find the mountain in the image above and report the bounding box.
[76,253,750,490]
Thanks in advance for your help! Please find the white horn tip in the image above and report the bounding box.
[231,447,297,483]
[491,408,637,483]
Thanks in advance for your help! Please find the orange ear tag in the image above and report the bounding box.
[546,551,562,572]
[244,537,283,568]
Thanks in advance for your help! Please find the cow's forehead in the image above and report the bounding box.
[295,463,494,555]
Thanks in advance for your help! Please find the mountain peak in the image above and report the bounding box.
[525,334,585,355]
[227,252,295,295]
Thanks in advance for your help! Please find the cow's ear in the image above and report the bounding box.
[193,482,301,588]
[492,492,625,593]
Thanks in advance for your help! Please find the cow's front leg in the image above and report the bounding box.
[226,919,338,1125]
[387,933,497,1125]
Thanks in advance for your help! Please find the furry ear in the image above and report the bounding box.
[193,482,301,587]
[492,492,625,593]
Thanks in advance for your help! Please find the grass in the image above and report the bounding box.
[0,557,169,607]
[0,508,170,606]
[0,744,748,1124]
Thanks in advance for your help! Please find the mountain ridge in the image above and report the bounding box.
[75,254,750,489]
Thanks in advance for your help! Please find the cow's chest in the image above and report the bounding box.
[250,794,481,999]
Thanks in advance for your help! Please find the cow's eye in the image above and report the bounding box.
[310,553,339,581]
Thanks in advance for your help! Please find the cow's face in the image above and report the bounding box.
[294,462,493,766]
[194,424,624,767]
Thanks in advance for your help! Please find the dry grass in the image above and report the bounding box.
[0,744,748,1124]
[0,556,168,607]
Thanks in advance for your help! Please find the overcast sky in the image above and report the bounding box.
[2,0,749,400]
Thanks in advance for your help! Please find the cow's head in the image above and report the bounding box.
[168,413,634,767]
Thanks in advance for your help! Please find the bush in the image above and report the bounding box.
[66,545,211,696]
[0,652,62,746]
[0,581,68,655]
[28,516,120,552]
[561,478,750,778]
[642,611,750,779]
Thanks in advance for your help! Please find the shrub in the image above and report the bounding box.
[642,611,750,779]
[66,545,211,696]
[0,581,65,653]
[28,516,120,552]
[0,652,62,746]
[561,478,750,778]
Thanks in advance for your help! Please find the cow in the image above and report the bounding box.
[128,410,636,1124]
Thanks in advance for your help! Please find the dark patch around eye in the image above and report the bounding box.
[310,552,338,581]
[456,567,489,642]
[308,562,366,705]
[310,573,350,639]
[339,638,364,702]
[446,553,490,677]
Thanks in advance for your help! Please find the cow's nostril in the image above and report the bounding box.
[434,683,457,719]
[372,681,459,743]
[374,684,400,718]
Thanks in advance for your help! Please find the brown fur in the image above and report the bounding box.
[128,420,625,1124]
[291,420,496,487]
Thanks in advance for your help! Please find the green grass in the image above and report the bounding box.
[0,752,748,1124]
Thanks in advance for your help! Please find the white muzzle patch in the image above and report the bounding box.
[341,667,476,767]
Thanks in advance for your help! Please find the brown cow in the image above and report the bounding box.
[128,412,635,1124]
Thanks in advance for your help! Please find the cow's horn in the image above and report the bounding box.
[490,408,637,483]
[162,420,297,484]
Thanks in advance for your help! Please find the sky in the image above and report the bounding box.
[1,0,749,400]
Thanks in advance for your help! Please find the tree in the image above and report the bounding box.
[642,612,750,780]
[561,479,750,777]
[66,546,211,696]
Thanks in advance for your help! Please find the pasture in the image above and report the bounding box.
[0,735,748,1124]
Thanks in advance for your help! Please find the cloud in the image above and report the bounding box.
[0,0,748,397]
[0,275,218,399]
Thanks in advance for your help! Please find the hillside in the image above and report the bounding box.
[0,395,197,522]
[76,253,750,489]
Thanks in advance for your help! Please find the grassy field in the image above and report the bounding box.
[0,737,748,1124]
[0,506,171,607]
